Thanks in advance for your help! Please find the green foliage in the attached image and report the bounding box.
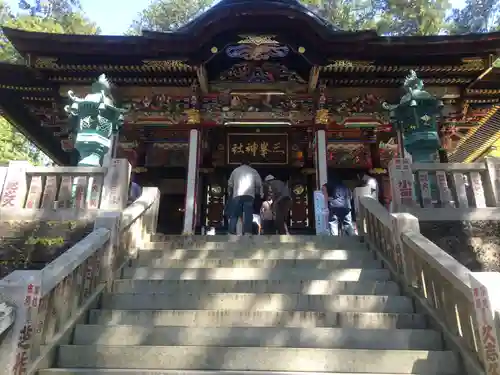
[448,0,500,34]
[127,0,213,34]
[0,0,99,165]
[0,118,42,165]
[127,0,500,36]
[300,0,378,30]
[375,0,451,36]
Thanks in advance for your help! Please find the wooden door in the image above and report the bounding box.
[204,172,227,229]
[289,173,309,229]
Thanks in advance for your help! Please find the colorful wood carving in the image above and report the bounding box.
[379,141,398,168]
[217,62,306,84]
[202,93,314,125]
[122,96,191,124]
[226,36,289,60]
[327,94,389,126]
[326,143,372,168]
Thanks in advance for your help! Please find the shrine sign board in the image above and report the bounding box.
[227,133,288,165]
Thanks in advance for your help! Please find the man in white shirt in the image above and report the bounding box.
[360,172,379,201]
[227,158,263,235]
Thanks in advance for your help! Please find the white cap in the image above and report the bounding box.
[265,174,275,182]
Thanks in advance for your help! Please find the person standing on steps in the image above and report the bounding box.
[264,175,292,235]
[359,171,379,202]
[322,173,354,236]
[227,157,263,235]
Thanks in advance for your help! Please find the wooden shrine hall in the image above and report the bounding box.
[1,0,500,234]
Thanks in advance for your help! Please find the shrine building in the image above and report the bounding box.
[1,0,500,234]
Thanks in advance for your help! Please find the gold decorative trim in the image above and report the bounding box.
[461,57,485,70]
[450,105,500,155]
[466,89,500,95]
[321,78,472,85]
[48,76,196,86]
[34,57,59,69]
[237,35,278,45]
[321,60,485,73]
[142,60,192,70]
[325,60,374,69]
[464,129,500,162]
[0,85,51,91]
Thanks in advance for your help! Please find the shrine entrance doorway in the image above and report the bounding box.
[200,165,315,234]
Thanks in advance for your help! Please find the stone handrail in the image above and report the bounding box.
[355,187,500,375]
[389,157,500,211]
[0,186,160,375]
[0,159,131,211]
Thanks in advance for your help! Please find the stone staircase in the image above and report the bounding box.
[40,235,459,375]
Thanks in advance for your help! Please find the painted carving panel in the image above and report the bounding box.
[202,93,314,124]
[326,144,372,168]
[122,96,191,124]
[226,35,289,61]
[326,94,389,125]
[25,104,66,127]
[216,62,306,84]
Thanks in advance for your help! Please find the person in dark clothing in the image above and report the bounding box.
[264,175,292,235]
[322,175,354,236]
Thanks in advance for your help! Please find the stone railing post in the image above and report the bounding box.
[390,213,420,281]
[353,187,371,238]
[100,158,131,211]
[93,212,121,287]
[470,272,500,375]
[0,271,43,375]
[484,157,500,207]
[0,161,30,209]
[388,157,414,212]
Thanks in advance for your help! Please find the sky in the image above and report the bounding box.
[6,0,467,35]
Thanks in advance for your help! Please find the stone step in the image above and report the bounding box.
[131,258,381,269]
[89,310,427,329]
[142,243,367,251]
[111,280,400,295]
[73,325,443,350]
[136,248,374,261]
[101,293,413,313]
[38,371,448,375]
[56,346,458,374]
[121,267,390,281]
[149,234,363,244]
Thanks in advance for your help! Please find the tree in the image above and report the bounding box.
[375,0,451,35]
[0,0,99,164]
[448,0,500,34]
[301,0,378,31]
[128,0,212,34]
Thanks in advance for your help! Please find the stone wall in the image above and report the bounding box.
[420,221,500,272]
[0,220,94,277]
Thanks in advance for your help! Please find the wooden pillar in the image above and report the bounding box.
[183,129,201,234]
[183,83,202,234]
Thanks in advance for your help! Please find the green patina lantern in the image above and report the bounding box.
[64,74,125,166]
[383,70,443,163]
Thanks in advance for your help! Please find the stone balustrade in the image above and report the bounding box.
[0,186,160,375]
[355,187,500,375]
[389,157,500,211]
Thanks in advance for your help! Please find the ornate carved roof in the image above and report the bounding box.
[1,0,500,164]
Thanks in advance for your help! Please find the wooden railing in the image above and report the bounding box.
[389,157,500,211]
[355,187,500,375]
[0,186,160,375]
